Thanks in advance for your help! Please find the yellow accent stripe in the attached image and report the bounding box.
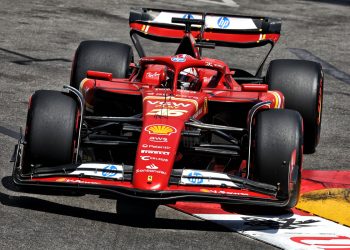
[257,34,266,43]
[79,78,89,92]
[143,96,199,111]
[268,91,281,108]
[141,25,150,34]
[79,78,94,111]
[297,188,350,226]
[145,25,150,34]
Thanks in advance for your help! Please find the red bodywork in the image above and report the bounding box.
[79,54,283,192]
[13,9,296,207]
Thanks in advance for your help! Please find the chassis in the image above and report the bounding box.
[12,8,323,215]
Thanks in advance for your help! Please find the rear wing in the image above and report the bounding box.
[129,8,281,48]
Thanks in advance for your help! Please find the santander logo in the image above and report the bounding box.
[146,164,158,170]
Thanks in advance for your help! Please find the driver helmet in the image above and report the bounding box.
[178,67,200,91]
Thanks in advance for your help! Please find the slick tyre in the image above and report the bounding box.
[266,59,323,153]
[24,90,77,172]
[253,109,303,208]
[70,40,133,89]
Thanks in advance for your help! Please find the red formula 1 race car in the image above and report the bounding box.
[12,8,324,217]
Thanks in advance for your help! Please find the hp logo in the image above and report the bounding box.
[183,13,194,19]
[217,16,230,29]
[188,171,203,184]
[102,165,118,177]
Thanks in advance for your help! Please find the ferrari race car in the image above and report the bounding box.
[12,8,324,217]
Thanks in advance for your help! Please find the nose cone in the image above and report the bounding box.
[132,92,206,190]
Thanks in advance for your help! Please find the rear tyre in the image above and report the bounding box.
[23,90,77,173]
[266,59,323,153]
[253,109,303,208]
[70,40,134,89]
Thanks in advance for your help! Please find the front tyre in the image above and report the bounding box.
[23,90,78,173]
[253,109,303,208]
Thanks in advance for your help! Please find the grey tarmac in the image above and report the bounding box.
[0,0,349,249]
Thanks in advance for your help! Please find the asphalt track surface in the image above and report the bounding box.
[0,0,349,249]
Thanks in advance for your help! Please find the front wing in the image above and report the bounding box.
[12,158,296,207]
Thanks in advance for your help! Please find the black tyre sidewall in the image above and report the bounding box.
[253,109,303,208]
[24,90,77,170]
[70,40,133,89]
[266,59,323,153]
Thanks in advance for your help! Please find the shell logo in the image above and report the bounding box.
[145,124,177,136]
[56,178,66,182]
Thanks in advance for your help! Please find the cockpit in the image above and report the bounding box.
[134,60,223,91]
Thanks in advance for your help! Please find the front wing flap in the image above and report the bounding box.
[12,161,294,207]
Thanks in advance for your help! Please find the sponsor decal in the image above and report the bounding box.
[150,144,171,150]
[205,16,257,30]
[144,96,198,110]
[171,56,186,63]
[145,124,177,135]
[188,171,204,184]
[141,150,170,155]
[200,188,249,196]
[146,72,160,78]
[149,136,168,143]
[140,155,169,162]
[67,163,123,179]
[217,16,230,29]
[146,164,158,170]
[153,11,201,24]
[142,144,171,150]
[147,108,188,117]
[147,100,191,108]
[102,165,118,177]
[56,178,99,185]
[193,107,203,119]
[136,168,167,175]
[182,13,194,19]
[181,169,238,187]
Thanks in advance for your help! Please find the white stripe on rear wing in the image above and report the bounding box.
[152,11,258,30]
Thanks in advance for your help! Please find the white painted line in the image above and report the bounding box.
[195,0,239,7]
[194,213,350,250]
